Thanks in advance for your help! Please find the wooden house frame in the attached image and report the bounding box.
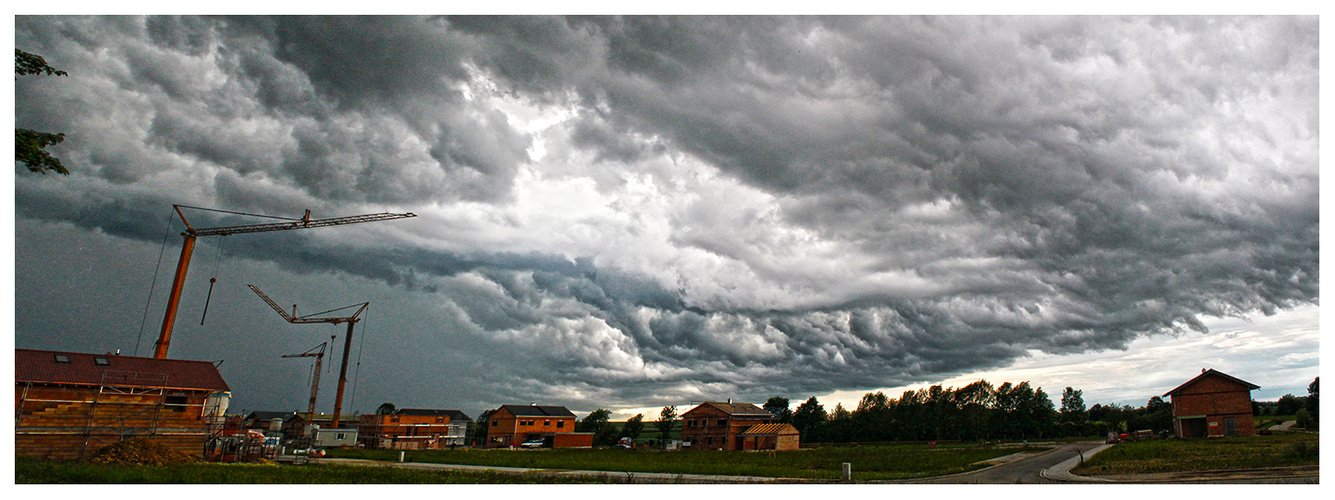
[15,349,231,460]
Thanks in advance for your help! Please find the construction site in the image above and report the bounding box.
[14,205,419,462]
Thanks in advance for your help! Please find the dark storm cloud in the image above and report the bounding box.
[14,15,1318,411]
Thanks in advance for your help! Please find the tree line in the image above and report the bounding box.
[763,381,1174,443]
[457,376,1317,447]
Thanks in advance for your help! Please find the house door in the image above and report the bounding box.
[1224,418,1237,437]
[1181,417,1207,438]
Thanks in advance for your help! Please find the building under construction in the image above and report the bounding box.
[14,348,231,460]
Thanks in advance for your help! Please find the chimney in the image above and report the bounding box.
[727,398,731,404]
[1203,368,1207,374]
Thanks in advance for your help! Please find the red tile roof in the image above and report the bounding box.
[692,402,773,416]
[1163,368,1259,397]
[15,349,230,392]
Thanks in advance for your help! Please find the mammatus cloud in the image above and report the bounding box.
[14,16,1317,412]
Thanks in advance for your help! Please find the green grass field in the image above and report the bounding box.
[1074,432,1319,476]
[325,443,1039,480]
[14,459,615,484]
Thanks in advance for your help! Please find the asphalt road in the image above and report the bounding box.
[908,441,1106,484]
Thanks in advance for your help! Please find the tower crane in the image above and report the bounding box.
[153,204,415,360]
[282,342,327,421]
[250,284,367,429]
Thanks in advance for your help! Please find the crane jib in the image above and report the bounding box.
[189,212,416,237]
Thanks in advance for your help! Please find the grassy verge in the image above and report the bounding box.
[15,458,615,484]
[1074,433,1319,476]
[326,443,1043,480]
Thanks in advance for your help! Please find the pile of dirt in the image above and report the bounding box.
[88,438,195,465]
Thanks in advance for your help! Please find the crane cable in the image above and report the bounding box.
[350,305,370,411]
[199,236,226,325]
[135,209,178,356]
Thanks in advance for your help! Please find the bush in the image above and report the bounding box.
[1295,408,1317,431]
[1285,440,1318,459]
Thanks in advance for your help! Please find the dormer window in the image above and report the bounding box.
[94,357,110,366]
[54,354,70,363]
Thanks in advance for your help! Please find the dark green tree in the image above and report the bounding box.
[1060,387,1087,424]
[763,396,793,423]
[577,408,611,432]
[1307,377,1319,417]
[15,49,69,175]
[621,413,645,441]
[470,409,495,447]
[853,391,892,441]
[655,405,678,442]
[954,380,996,441]
[825,403,854,443]
[1276,394,1304,416]
[791,396,828,442]
[375,402,397,415]
[578,409,619,446]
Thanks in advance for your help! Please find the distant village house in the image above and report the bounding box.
[359,408,472,449]
[486,404,592,448]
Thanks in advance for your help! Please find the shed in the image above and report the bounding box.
[1164,368,1260,438]
[739,423,801,451]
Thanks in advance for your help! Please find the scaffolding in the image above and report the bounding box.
[15,370,228,460]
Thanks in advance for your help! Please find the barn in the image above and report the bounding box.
[15,349,231,460]
[1164,368,1260,438]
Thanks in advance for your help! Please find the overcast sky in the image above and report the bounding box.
[11,15,1319,420]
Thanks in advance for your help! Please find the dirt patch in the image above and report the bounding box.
[88,438,195,466]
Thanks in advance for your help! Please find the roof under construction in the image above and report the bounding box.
[740,423,799,436]
[15,348,230,392]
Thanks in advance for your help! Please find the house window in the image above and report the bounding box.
[545,420,551,426]
[336,433,346,440]
[491,420,499,427]
[54,354,70,363]
[718,419,727,427]
[165,395,188,412]
[391,416,400,422]
[94,357,110,366]
[437,417,445,423]
[557,421,565,428]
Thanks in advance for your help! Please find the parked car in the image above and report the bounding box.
[519,439,545,449]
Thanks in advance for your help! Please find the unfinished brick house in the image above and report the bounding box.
[359,408,472,449]
[680,401,783,450]
[1164,368,1260,438]
[15,349,231,460]
[486,404,591,448]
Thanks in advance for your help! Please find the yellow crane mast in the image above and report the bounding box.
[282,342,328,421]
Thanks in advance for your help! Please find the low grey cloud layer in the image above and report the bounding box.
[14,16,1317,416]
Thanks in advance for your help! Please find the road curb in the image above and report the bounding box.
[1039,443,1115,482]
